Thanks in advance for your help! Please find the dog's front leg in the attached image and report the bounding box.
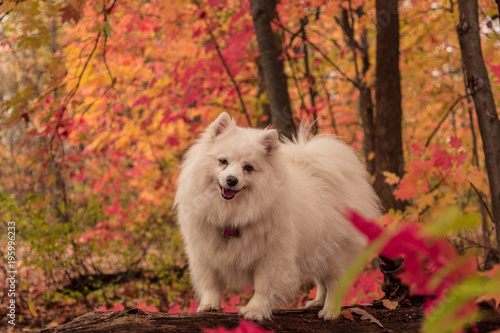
[191,262,223,312]
[239,259,298,321]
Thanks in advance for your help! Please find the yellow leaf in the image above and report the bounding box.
[439,192,457,206]
[417,193,435,210]
[382,171,400,185]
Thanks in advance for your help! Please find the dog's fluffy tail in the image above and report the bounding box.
[281,124,381,220]
[282,123,315,146]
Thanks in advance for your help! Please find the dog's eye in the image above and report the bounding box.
[219,158,228,165]
[243,164,254,172]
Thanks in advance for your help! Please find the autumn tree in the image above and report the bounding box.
[249,0,296,139]
[373,0,408,302]
[457,0,500,256]
[373,0,405,213]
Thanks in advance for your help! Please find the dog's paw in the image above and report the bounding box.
[197,303,221,312]
[318,307,336,321]
[304,299,324,309]
[239,305,271,322]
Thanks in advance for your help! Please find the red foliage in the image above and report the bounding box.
[489,63,500,83]
[201,320,273,333]
[347,211,477,309]
[168,304,183,314]
[135,301,159,312]
[96,303,125,311]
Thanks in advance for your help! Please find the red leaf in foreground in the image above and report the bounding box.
[201,320,273,333]
[348,211,477,300]
[347,211,384,241]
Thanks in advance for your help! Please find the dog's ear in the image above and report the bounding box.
[208,112,235,138]
[259,129,278,155]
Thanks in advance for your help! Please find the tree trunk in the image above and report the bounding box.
[374,0,408,301]
[256,57,272,128]
[457,0,500,256]
[373,0,405,212]
[249,0,296,139]
[359,84,375,175]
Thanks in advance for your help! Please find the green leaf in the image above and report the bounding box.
[423,274,500,332]
[331,231,393,318]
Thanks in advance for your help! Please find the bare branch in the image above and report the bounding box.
[274,19,359,89]
[469,180,495,224]
[425,94,469,147]
[206,25,253,127]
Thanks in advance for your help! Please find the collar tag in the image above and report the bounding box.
[223,227,240,238]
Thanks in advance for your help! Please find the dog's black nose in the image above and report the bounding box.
[226,176,238,187]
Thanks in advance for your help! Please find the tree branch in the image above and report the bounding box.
[469,180,495,224]
[425,94,469,147]
[103,3,116,88]
[318,75,338,134]
[206,26,252,127]
[274,19,359,89]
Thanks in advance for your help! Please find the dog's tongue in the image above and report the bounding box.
[223,227,240,238]
[222,187,237,199]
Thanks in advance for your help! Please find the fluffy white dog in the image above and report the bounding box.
[175,112,380,321]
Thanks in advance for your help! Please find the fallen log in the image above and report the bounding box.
[37,304,500,333]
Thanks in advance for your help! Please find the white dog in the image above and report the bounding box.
[175,112,380,321]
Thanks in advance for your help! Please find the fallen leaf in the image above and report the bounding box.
[341,308,354,321]
[349,307,384,328]
[382,299,399,310]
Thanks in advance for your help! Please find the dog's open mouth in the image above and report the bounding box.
[219,185,240,200]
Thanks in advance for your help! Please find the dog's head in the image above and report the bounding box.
[204,112,280,202]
